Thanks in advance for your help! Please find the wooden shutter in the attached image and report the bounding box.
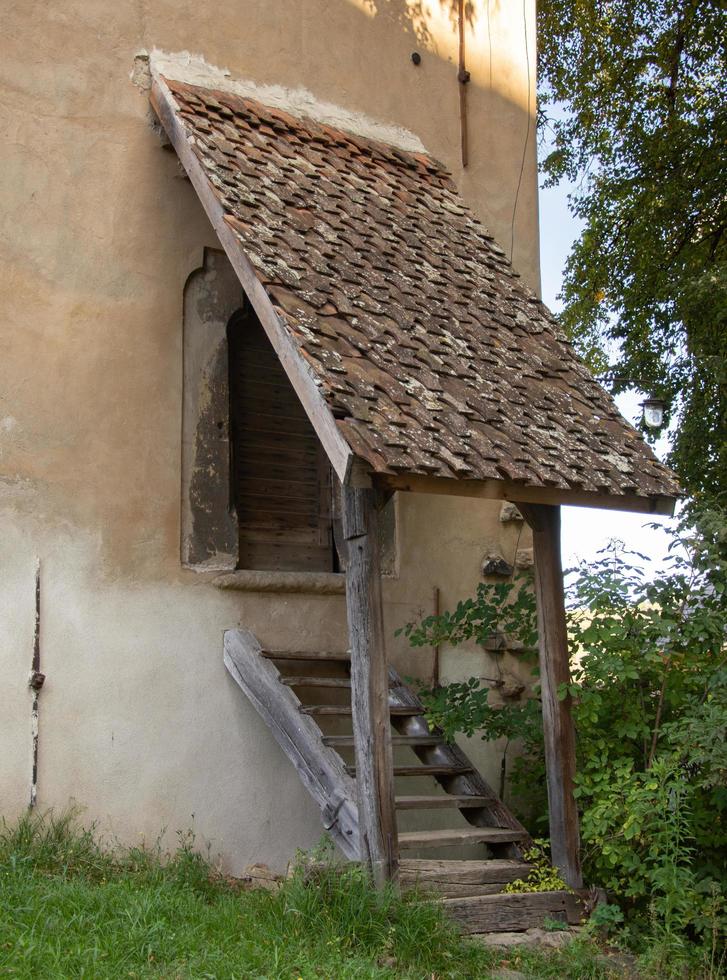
[228,309,335,572]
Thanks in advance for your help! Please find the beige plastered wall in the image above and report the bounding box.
[0,0,537,871]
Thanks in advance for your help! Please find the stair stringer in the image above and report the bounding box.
[224,629,360,859]
[388,666,532,857]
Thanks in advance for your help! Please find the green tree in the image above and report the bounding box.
[537,0,727,498]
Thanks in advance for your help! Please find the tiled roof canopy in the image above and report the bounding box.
[151,72,679,513]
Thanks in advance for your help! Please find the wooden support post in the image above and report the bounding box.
[519,503,582,888]
[342,484,398,887]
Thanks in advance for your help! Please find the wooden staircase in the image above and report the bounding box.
[224,629,585,933]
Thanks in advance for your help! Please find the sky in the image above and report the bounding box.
[537,176,678,576]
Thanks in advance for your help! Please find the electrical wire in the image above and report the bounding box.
[510,0,532,264]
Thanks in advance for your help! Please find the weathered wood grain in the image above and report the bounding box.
[441,890,584,933]
[223,629,359,859]
[410,881,516,898]
[325,735,442,748]
[281,676,352,688]
[387,666,531,857]
[300,704,423,716]
[398,828,528,849]
[346,763,473,777]
[262,649,351,661]
[519,503,582,889]
[395,795,493,809]
[342,484,398,887]
[400,858,530,897]
[374,473,676,517]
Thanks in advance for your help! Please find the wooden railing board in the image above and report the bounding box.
[224,629,360,859]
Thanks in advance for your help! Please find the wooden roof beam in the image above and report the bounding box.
[374,472,677,517]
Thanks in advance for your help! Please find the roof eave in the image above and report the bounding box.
[374,471,677,517]
[150,71,355,485]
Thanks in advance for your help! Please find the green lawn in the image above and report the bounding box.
[0,812,690,979]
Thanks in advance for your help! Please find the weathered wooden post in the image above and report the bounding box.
[519,502,582,889]
[341,482,398,887]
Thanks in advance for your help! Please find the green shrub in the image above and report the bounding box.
[502,840,570,894]
[400,504,727,955]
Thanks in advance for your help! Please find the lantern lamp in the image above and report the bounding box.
[641,397,666,429]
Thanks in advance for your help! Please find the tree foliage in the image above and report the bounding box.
[537,0,727,498]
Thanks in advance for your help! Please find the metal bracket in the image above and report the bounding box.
[321,792,346,830]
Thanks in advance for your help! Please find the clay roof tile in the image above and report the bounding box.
[158,75,679,507]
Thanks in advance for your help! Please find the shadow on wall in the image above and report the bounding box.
[337,0,538,273]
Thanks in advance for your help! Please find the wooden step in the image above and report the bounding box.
[346,763,473,777]
[281,676,351,688]
[400,859,531,898]
[398,828,529,850]
[262,650,351,662]
[324,735,443,748]
[300,705,424,717]
[387,666,532,854]
[441,890,584,934]
[395,795,492,809]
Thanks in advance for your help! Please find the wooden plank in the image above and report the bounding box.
[441,890,583,934]
[374,473,676,516]
[234,388,311,422]
[238,476,320,499]
[316,446,334,550]
[387,667,532,857]
[325,735,442,747]
[234,412,319,439]
[404,880,519,899]
[223,629,359,858]
[237,540,333,573]
[346,763,473,777]
[236,494,321,519]
[400,858,529,886]
[281,676,351,688]
[398,828,528,849]
[519,503,582,889]
[401,876,527,898]
[236,358,312,383]
[241,525,332,545]
[235,439,319,463]
[289,859,539,901]
[262,650,351,662]
[301,705,423,717]
[342,484,398,887]
[395,795,493,809]
[150,73,354,485]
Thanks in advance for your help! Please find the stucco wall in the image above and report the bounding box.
[1,0,537,871]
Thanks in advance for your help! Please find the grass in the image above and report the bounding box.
[0,810,715,979]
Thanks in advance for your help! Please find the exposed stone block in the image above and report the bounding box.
[499,502,524,523]
[482,553,514,577]
[515,548,534,570]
